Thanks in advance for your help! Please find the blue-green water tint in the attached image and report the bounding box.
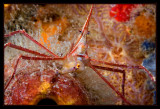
[142,53,156,77]
[142,53,156,105]
[153,91,156,105]
[141,40,155,53]
[142,40,156,105]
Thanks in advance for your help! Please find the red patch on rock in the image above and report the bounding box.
[110,4,139,22]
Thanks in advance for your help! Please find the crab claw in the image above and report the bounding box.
[81,4,93,35]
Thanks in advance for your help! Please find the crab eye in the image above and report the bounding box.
[76,64,80,68]
[79,30,90,35]
[79,30,82,33]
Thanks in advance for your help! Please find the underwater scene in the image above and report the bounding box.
[4,4,156,105]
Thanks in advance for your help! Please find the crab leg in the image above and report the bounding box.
[4,55,21,91]
[4,30,60,58]
[92,64,126,105]
[88,62,131,105]
[4,55,67,91]
[4,43,51,57]
[75,54,130,104]
[90,59,156,83]
[20,55,66,60]
[69,4,93,55]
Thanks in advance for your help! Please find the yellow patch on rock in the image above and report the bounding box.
[4,4,10,8]
[38,81,51,94]
[57,96,76,105]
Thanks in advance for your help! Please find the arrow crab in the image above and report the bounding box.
[4,4,156,105]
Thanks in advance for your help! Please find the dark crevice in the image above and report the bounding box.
[37,98,57,105]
